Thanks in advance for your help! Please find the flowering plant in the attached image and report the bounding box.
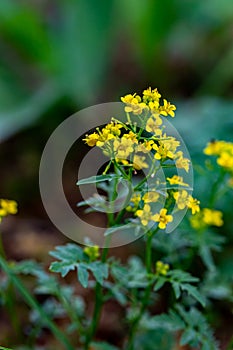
[0,88,232,350]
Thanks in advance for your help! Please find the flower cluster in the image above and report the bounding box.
[155,260,170,276]
[82,87,198,232]
[190,208,223,230]
[84,245,100,261]
[204,140,233,173]
[0,199,18,222]
[121,87,176,117]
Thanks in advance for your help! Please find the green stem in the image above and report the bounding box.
[209,169,226,208]
[84,246,109,349]
[126,229,157,350]
[0,255,74,350]
[0,233,21,340]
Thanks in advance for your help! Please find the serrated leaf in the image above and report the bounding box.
[49,261,76,278]
[181,284,206,307]
[77,174,121,186]
[172,282,181,299]
[77,264,89,288]
[88,262,108,285]
[153,276,166,291]
[49,243,84,262]
[180,328,196,346]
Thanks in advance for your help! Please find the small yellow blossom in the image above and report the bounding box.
[126,193,141,212]
[0,199,18,218]
[167,175,188,187]
[146,115,163,136]
[143,191,159,203]
[159,99,176,117]
[121,93,148,114]
[136,204,158,226]
[203,208,223,227]
[113,137,135,159]
[84,245,100,261]
[173,190,189,210]
[153,208,173,229]
[133,155,149,170]
[143,87,161,103]
[83,132,100,147]
[153,142,175,160]
[105,121,123,136]
[203,140,226,156]
[136,140,154,153]
[175,155,190,172]
[187,196,200,215]
[217,152,233,170]
[124,131,138,143]
[156,261,169,276]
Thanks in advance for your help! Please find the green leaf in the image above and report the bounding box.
[104,223,136,237]
[180,284,206,307]
[153,276,167,291]
[0,347,13,350]
[88,262,109,285]
[77,174,121,186]
[77,264,89,288]
[49,243,84,262]
[49,261,76,278]
[180,328,197,346]
[171,281,181,299]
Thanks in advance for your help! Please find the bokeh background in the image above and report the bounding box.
[0,0,233,347]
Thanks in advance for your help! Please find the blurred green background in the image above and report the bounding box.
[0,0,233,244]
[0,0,233,348]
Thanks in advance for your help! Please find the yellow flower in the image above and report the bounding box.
[124,131,138,143]
[148,101,160,114]
[143,191,159,203]
[121,93,141,105]
[133,155,148,170]
[113,137,135,159]
[175,155,190,172]
[167,175,188,187]
[136,204,158,226]
[173,190,189,210]
[156,261,169,276]
[126,193,141,212]
[202,208,223,227]
[153,142,174,160]
[203,140,226,156]
[121,93,148,115]
[83,132,99,147]
[105,121,123,136]
[187,196,200,215]
[146,115,163,136]
[153,208,173,229]
[0,199,18,217]
[143,87,161,103]
[136,140,154,153]
[217,152,233,170]
[159,99,176,117]
[84,245,100,261]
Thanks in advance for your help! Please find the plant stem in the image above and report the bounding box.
[209,169,226,208]
[0,233,21,340]
[84,245,109,350]
[126,230,156,350]
[0,255,74,350]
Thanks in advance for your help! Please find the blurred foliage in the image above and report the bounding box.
[0,0,232,140]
